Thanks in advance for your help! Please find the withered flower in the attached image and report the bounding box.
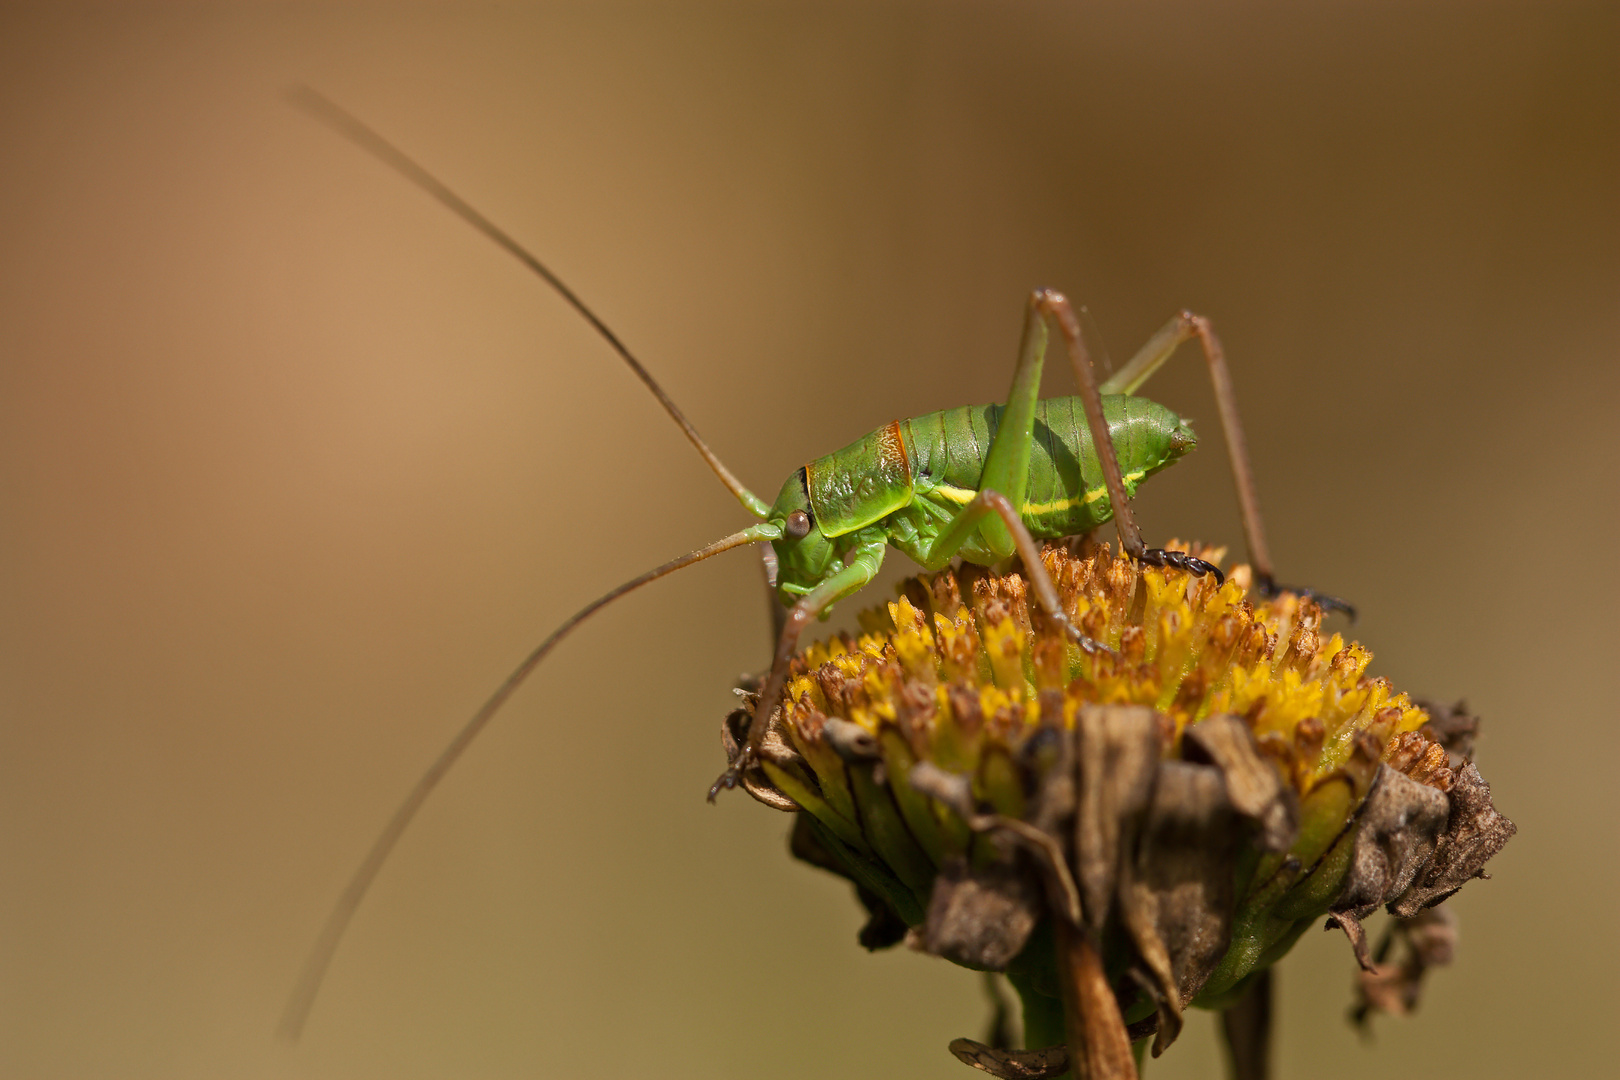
[721,542,1514,1080]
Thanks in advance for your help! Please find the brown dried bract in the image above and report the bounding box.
[1334,766,1451,919]
[1122,760,1242,1055]
[1389,763,1516,917]
[922,857,1042,972]
[1351,905,1460,1025]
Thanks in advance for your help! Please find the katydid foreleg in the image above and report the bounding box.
[710,533,887,801]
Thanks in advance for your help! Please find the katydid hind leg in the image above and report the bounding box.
[1036,291,1225,586]
[1181,314,1355,617]
[974,293,1051,559]
[1097,310,1196,398]
[1105,310,1352,618]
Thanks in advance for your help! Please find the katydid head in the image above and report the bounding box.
[1118,397,1199,481]
[765,467,836,605]
[1168,416,1197,462]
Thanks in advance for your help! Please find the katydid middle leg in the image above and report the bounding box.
[922,487,1110,656]
[1100,310,1354,618]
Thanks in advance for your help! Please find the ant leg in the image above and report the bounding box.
[1103,311,1353,618]
[710,534,886,801]
[1037,292,1225,586]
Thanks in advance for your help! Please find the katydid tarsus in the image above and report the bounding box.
[279,89,1351,1040]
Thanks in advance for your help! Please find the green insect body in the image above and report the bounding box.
[768,395,1196,601]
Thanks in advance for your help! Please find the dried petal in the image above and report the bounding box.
[1324,911,1377,972]
[1351,906,1460,1025]
[1120,760,1240,1055]
[1183,714,1298,851]
[720,701,800,812]
[1056,918,1138,1080]
[923,857,1043,971]
[1074,705,1161,930]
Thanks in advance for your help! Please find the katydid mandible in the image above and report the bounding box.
[279,89,1351,1040]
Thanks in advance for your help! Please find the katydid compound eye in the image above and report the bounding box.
[785,510,811,539]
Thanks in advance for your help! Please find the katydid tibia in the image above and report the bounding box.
[279,88,1352,1040]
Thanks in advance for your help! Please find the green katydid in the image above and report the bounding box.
[279,90,1350,1040]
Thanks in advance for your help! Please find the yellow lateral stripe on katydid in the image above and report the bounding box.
[932,470,1147,515]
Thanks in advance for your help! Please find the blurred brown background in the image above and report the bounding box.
[1,3,1614,1078]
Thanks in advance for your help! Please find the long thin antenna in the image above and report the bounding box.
[289,86,771,519]
[278,521,781,1042]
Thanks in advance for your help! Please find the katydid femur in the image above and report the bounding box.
[279,89,1351,1040]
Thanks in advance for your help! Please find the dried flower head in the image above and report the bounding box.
[721,541,1514,1080]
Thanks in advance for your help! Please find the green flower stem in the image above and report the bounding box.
[1009,969,1070,1079]
[1132,1035,1150,1073]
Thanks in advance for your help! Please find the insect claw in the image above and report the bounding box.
[1188,556,1225,587]
[1301,591,1357,622]
[1062,625,1116,658]
[706,769,735,803]
[1254,573,1358,623]
[707,750,752,803]
[1138,547,1226,588]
